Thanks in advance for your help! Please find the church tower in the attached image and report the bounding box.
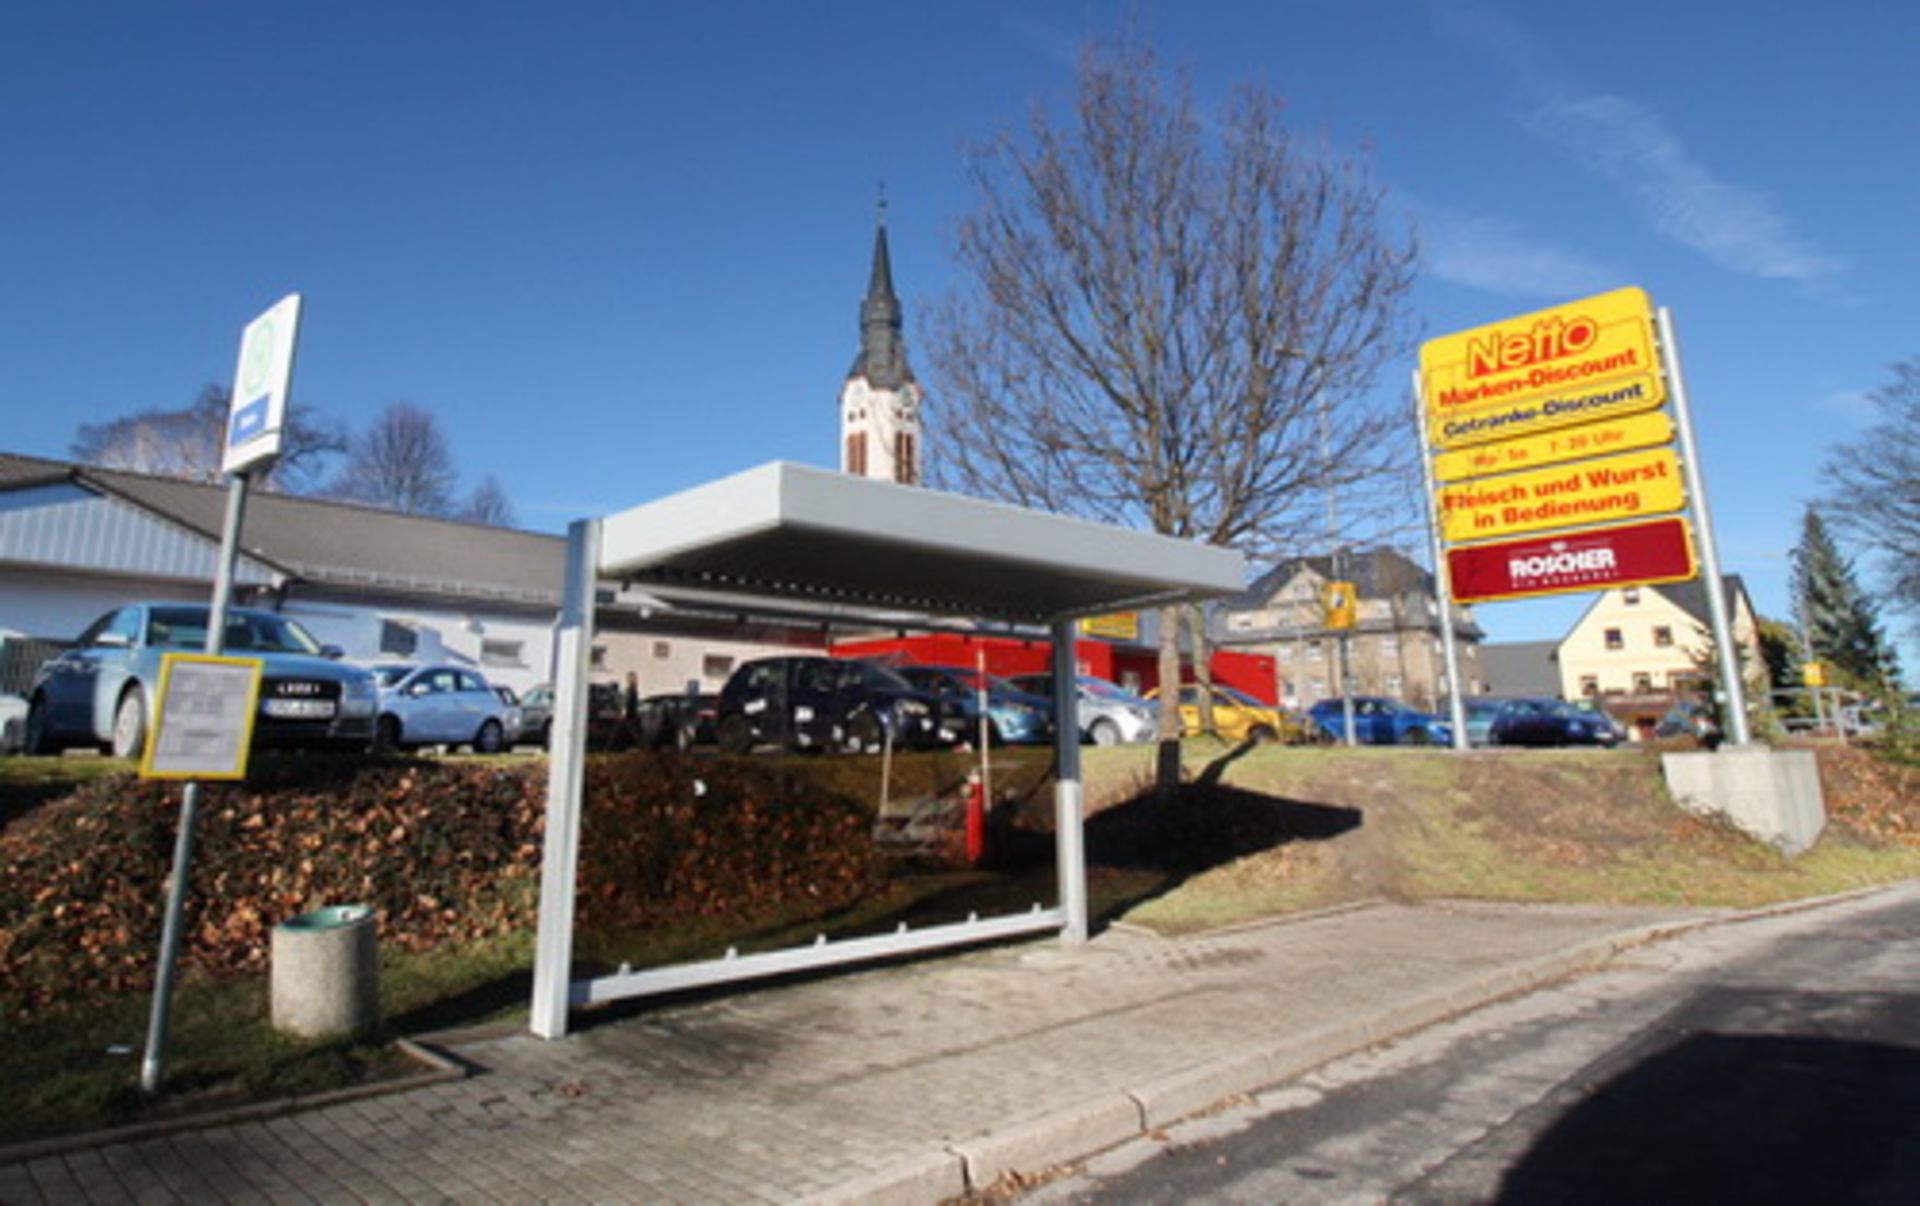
[839,202,923,485]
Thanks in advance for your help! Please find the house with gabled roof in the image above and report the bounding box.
[1555,574,1765,739]
[1212,547,1485,709]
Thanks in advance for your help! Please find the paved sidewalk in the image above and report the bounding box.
[0,898,1721,1204]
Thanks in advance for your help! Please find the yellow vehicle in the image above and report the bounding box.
[1145,683,1305,744]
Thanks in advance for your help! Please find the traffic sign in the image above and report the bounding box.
[1437,446,1685,543]
[1323,581,1356,630]
[222,294,303,475]
[1446,517,1697,603]
[1433,411,1674,483]
[1420,287,1665,450]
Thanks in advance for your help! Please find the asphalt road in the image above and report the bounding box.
[1025,882,1920,1205]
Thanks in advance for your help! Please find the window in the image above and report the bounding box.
[379,620,418,657]
[1653,626,1673,648]
[893,431,918,485]
[1308,640,1324,661]
[590,644,608,670]
[1380,634,1399,654]
[1633,672,1653,693]
[702,654,734,680]
[1385,674,1403,694]
[481,639,524,668]
[652,640,671,659]
[1623,589,1641,605]
[1579,675,1600,696]
[1604,628,1624,651]
[845,432,868,476]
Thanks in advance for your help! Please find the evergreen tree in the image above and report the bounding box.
[1790,507,1899,687]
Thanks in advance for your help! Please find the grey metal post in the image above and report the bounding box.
[1050,619,1088,943]
[1412,372,1471,750]
[142,470,250,1094]
[531,518,600,1039]
[1319,401,1357,745]
[1657,308,1752,746]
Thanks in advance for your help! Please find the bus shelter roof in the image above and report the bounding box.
[595,462,1246,625]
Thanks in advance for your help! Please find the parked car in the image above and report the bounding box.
[896,665,1055,745]
[1487,697,1622,747]
[22,603,379,757]
[1,694,27,754]
[635,692,720,750]
[1655,701,1721,747]
[1143,682,1303,744]
[1446,697,1508,747]
[1308,696,1453,746]
[368,663,516,753]
[490,685,527,746]
[1568,697,1630,744]
[1005,673,1157,746]
[714,656,947,754]
[516,683,555,746]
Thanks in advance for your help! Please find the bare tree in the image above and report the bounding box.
[459,474,518,527]
[70,384,346,492]
[328,402,461,516]
[1821,357,1920,619]
[926,34,1420,752]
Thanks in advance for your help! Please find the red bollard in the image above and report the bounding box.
[964,769,987,866]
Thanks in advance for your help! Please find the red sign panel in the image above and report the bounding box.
[1447,517,1696,603]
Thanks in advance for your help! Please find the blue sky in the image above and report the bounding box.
[3,1,1915,655]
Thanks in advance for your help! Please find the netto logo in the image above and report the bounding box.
[1467,314,1600,379]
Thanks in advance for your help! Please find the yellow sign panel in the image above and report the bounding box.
[1079,612,1140,641]
[1433,411,1675,483]
[1323,581,1356,630]
[139,653,263,781]
[1438,446,1686,544]
[1420,287,1666,449]
[1802,661,1828,688]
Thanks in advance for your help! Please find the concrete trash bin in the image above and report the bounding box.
[271,904,379,1039]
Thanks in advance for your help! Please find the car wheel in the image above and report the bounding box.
[716,714,752,754]
[1402,726,1433,746]
[1249,725,1277,745]
[110,690,148,760]
[847,712,883,754]
[1088,718,1120,746]
[540,719,553,748]
[375,714,404,753]
[473,719,504,755]
[23,695,59,756]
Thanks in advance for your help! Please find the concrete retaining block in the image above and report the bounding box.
[1662,747,1826,854]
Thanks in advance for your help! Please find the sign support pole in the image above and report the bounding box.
[142,470,249,1094]
[1656,308,1751,747]
[1412,373,1471,750]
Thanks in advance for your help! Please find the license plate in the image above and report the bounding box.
[264,699,336,719]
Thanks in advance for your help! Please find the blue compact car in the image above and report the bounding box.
[897,664,1055,745]
[1308,696,1453,746]
[24,603,379,757]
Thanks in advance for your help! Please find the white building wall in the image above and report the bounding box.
[0,567,213,641]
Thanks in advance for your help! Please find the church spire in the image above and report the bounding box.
[852,190,913,390]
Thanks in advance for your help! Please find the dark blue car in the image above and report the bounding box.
[1489,697,1621,747]
[896,664,1055,745]
[1308,696,1453,746]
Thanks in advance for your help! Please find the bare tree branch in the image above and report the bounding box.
[70,384,346,493]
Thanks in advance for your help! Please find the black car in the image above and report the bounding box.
[1488,697,1621,747]
[714,656,946,754]
[635,692,719,750]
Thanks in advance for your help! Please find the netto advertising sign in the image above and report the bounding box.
[1437,446,1685,543]
[1447,517,1696,604]
[1420,287,1665,450]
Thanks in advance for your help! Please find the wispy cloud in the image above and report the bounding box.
[1412,200,1620,297]
[1812,387,1873,420]
[1434,1,1846,290]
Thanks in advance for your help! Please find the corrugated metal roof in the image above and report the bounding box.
[0,453,565,606]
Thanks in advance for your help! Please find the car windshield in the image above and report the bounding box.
[922,667,1021,694]
[370,665,416,687]
[1215,685,1264,707]
[1546,701,1585,719]
[861,663,915,691]
[148,606,324,655]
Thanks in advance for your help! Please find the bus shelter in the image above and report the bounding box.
[531,462,1244,1038]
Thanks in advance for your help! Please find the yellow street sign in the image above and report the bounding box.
[1438,446,1686,544]
[1323,581,1356,630]
[1421,287,1666,450]
[1433,411,1675,483]
[1802,661,1828,687]
[1079,612,1140,641]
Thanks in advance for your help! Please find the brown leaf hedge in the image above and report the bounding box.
[0,752,882,1019]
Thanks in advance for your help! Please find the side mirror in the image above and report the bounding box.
[319,644,345,660]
